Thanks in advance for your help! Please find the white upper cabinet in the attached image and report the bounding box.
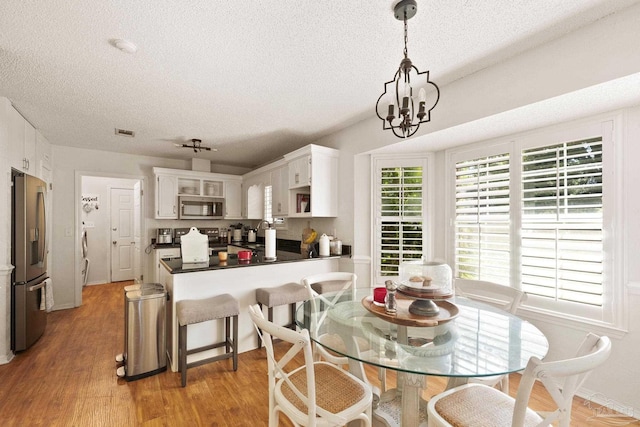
[156,174,178,219]
[3,98,52,182]
[8,104,25,170]
[284,145,338,218]
[23,120,36,172]
[271,164,289,216]
[223,178,242,219]
[288,155,311,188]
[152,167,243,220]
[243,171,270,220]
[8,103,34,173]
[241,144,338,219]
[35,130,52,183]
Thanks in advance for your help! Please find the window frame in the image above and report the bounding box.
[372,154,433,286]
[445,115,624,330]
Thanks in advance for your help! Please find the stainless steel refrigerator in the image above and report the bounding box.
[11,172,48,351]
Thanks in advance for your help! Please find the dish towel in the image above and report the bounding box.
[44,278,54,312]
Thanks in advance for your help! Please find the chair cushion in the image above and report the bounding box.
[311,280,348,294]
[255,283,308,307]
[280,362,368,415]
[434,385,543,427]
[177,293,239,326]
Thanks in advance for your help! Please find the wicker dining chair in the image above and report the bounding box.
[427,332,612,427]
[248,304,372,427]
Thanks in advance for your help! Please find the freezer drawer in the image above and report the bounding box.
[12,279,47,351]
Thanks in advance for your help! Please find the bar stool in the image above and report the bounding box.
[177,293,239,387]
[254,283,308,348]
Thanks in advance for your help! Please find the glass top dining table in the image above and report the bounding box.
[295,287,549,427]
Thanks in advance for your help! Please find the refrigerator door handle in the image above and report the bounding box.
[29,281,46,292]
[36,187,46,266]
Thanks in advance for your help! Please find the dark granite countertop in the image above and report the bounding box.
[153,242,228,249]
[160,251,345,274]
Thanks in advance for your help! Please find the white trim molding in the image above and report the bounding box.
[0,264,15,365]
[626,281,640,295]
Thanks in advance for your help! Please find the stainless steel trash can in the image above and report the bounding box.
[122,283,167,381]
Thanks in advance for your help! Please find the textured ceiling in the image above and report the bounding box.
[0,0,638,169]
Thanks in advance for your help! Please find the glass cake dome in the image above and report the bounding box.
[399,259,453,296]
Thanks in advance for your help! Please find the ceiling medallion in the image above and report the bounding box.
[375,0,440,139]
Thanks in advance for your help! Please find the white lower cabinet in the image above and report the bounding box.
[154,248,181,283]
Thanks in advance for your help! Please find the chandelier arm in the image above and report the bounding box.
[375,92,388,121]
[391,126,405,139]
[375,69,403,121]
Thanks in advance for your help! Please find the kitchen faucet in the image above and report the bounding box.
[257,220,272,230]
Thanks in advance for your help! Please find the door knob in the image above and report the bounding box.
[113,241,117,245]
[112,227,117,231]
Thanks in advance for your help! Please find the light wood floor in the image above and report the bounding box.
[0,281,635,426]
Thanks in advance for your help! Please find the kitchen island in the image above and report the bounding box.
[159,250,341,372]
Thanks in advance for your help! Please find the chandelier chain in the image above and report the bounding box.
[403,12,409,58]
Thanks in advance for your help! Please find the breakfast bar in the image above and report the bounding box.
[159,251,341,372]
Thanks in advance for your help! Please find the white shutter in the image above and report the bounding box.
[374,159,426,281]
[520,137,604,306]
[454,154,511,283]
[264,185,273,223]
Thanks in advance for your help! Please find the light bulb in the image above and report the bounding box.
[417,88,427,120]
[419,88,426,104]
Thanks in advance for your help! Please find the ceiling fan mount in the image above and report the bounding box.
[174,138,217,153]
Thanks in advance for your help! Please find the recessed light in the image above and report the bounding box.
[112,39,137,54]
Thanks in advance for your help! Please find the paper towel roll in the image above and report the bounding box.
[319,233,330,257]
[265,228,276,259]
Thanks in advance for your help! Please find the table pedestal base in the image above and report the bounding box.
[373,372,428,427]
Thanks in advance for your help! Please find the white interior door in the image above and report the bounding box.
[111,188,134,282]
[132,181,142,283]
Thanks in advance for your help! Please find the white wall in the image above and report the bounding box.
[306,3,640,416]
[81,176,138,285]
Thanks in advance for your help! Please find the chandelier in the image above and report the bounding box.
[375,0,440,139]
[175,139,213,153]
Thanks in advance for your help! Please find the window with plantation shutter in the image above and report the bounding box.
[264,185,273,224]
[448,119,617,324]
[520,137,604,306]
[454,154,511,284]
[374,157,428,283]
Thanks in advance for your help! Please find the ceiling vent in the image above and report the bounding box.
[115,128,135,137]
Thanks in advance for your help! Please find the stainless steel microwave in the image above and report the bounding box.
[178,196,225,220]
